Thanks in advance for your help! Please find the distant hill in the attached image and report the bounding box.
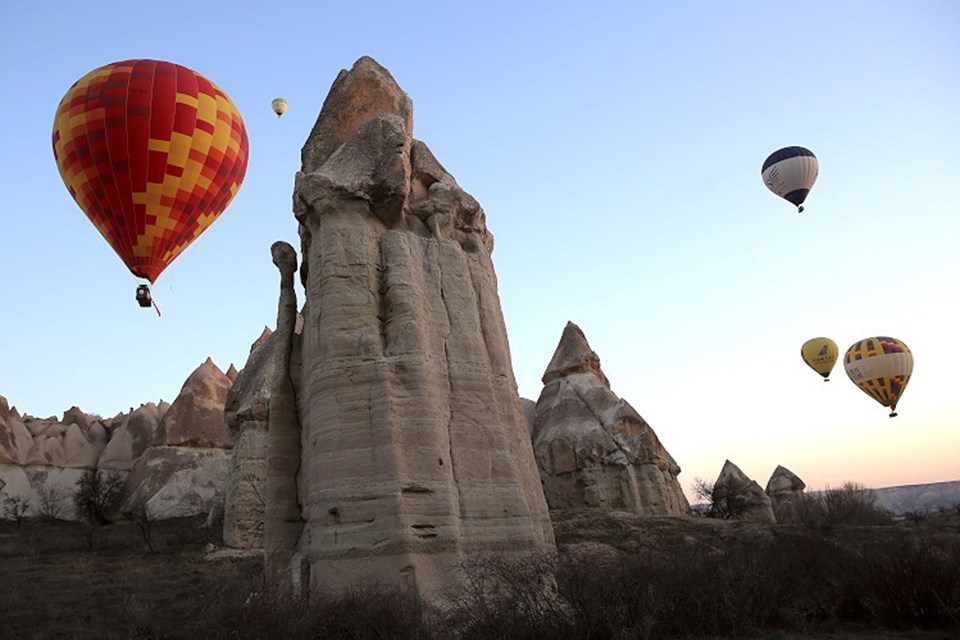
[870,480,960,514]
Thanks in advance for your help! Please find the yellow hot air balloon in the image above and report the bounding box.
[801,337,838,381]
[271,97,287,117]
[844,337,913,417]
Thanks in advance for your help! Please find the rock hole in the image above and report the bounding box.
[438,458,443,466]
[401,485,433,494]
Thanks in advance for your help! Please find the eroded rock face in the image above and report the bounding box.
[0,396,34,466]
[222,331,280,549]
[713,460,776,523]
[152,358,233,449]
[123,447,230,519]
[98,404,163,470]
[765,465,806,523]
[268,56,555,599]
[531,322,689,516]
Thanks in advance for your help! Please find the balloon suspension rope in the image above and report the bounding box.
[152,297,162,318]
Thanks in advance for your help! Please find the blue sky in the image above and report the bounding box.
[1,1,957,497]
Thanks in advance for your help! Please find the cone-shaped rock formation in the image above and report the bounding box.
[765,464,807,523]
[531,322,689,515]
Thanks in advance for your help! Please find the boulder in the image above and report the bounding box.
[151,358,232,449]
[765,465,807,523]
[712,460,776,523]
[531,322,689,516]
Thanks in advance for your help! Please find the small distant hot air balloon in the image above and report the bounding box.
[801,337,838,381]
[271,97,287,117]
[843,337,913,417]
[761,146,819,213]
[52,59,249,314]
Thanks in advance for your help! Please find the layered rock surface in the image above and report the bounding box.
[266,56,555,598]
[222,329,281,549]
[530,322,689,516]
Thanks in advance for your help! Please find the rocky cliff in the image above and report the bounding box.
[1,357,234,522]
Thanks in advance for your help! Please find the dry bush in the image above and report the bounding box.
[442,553,567,640]
[798,481,893,526]
[203,577,433,640]
[860,537,960,629]
[2,494,31,528]
[36,484,69,521]
[74,470,125,526]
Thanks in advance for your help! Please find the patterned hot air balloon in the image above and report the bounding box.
[801,337,838,381]
[52,59,249,294]
[844,337,913,417]
[271,97,287,117]
[761,146,818,213]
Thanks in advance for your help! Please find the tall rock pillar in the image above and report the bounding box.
[271,57,554,599]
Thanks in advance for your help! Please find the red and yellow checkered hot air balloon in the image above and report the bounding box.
[52,59,249,309]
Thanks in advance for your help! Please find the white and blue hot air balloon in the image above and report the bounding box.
[761,146,819,213]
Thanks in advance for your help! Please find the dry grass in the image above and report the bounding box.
[2,511,959,639]
[0,516,260,639]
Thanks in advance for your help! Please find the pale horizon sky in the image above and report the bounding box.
[1,1,957,500]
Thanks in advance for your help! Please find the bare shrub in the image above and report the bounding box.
[860,537,960,629]
[133,504,157,554]
[35,483,69,521]
[813,481,893,525]
[2,494,31,528]
[204,577,432,639]
[443,553,566,640]
[73,470,125,526]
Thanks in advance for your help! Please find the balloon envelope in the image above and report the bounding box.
[761,146,818,211]
[801,337,838,380]
[52,59,249,283]
[271,97,287,117]
[843,337,913,415]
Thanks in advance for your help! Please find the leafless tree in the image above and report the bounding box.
[74,470,125,526]
[36,484,68,521]
[2,494,31,528]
